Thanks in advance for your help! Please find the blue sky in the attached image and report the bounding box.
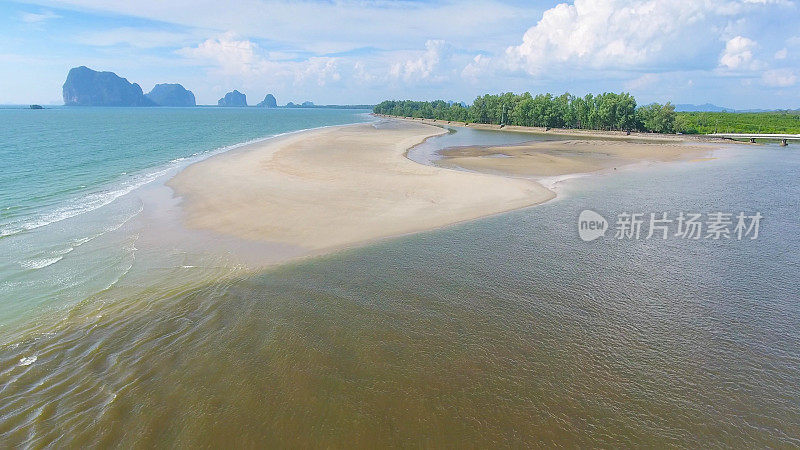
[1,0,798,108]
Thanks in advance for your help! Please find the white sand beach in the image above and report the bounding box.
[168,121,554,253]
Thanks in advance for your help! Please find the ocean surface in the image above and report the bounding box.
[0,107,371,329]
[1,111,799,447]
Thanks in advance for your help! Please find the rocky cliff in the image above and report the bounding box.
[256,94,277,108]
[62,66,155,106]
[146,83,196,106]
[218,90,247,107]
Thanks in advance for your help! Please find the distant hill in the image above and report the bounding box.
[314,104,374,109]
[283,102,373,109]
[734,108,800,113]
[146,84,195,106]
[285,101,315,108]
[218,90,247,107]
[675,104,799,113]
[674,103,733,112]
[62,66,155,106]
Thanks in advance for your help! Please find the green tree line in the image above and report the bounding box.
[374,92,678,133]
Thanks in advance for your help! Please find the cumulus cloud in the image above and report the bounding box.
[389,40,451,82]
[505,0,720,73]
[461,54,492,82]
[353,61,376,83]
[294,57,340,86]
[719,36,758,69]
[502,0,787,75]
[178,32,341,87]
[762,69,797,87]
[179,32,263,76]
[774,48,788,60]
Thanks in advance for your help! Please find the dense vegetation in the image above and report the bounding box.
[374,93,676,133]
[374,93,800,135]
[674,111,800,134]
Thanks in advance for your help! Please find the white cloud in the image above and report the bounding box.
[502,0,788,75]
[719,36,757,69]
[21,10,60,23]
[774,48,788,60]
[294,57,340,86]
[505,0,724,74]
[461,54,492,82]
[762,69,797,87]
[389,40,450,82]
[353,61,375,83]
[178,32,341,88]
[178,32,265,76]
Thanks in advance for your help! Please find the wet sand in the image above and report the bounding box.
[437,139,715,177]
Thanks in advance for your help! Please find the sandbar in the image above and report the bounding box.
[168,121,553,253]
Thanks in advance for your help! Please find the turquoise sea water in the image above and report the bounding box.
[0,107,370,327]
[0,112,798,446]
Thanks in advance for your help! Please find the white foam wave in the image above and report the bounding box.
[18,355,37,366]
[0,168,168,238]
[11,203,144,273]
[19,256,64,270]
[17,242,81,270]
[72,236,95,246]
